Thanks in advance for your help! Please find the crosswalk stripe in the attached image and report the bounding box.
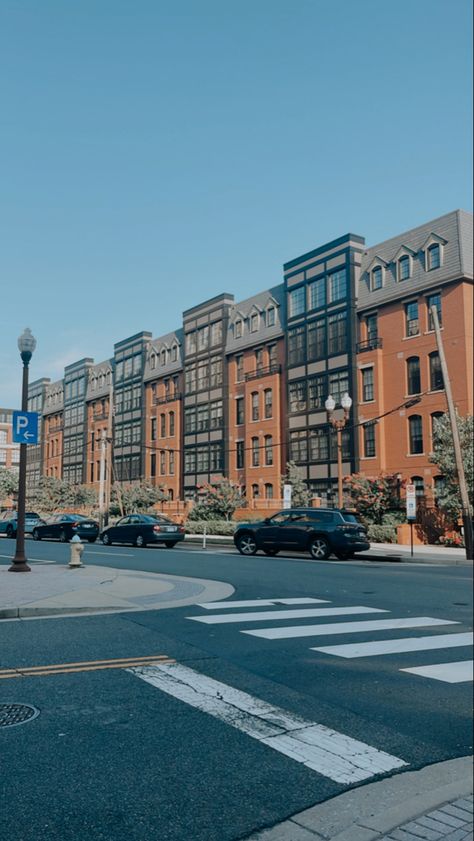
[401,660,474,683]
[243,617,459,640]
[198,598,329,610]
[188,606,387,625]
[129,661,407,784]
[312,632,474,659]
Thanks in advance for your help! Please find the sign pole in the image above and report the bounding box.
[9,362,31,571]
[410,521,414,558]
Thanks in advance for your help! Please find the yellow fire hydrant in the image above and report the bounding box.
[69,535,84,568]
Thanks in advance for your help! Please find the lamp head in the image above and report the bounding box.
[325,394,336,413]
[341,392,352,412]
[18,328,36,363]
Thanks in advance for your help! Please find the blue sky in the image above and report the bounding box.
[1,0,472,406]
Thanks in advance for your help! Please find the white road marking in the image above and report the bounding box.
[243,617,459,640]
[0,554,55,563]
[86,551,135,557]
[129,662,407,783]
[312,632,474,659]
[189,606,387,624]
[401,660,474,683]
[198,598,329,610]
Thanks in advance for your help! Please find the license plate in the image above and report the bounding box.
[163,526,177,532]
[82,524,92,529]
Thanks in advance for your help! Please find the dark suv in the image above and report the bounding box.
[234,508,370,560]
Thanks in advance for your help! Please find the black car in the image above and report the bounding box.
[100,514,185,548]
[234,508,370,560]
[33,514,99,543]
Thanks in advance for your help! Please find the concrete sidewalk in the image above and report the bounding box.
[247,756,473,841]
[0,564,234,619]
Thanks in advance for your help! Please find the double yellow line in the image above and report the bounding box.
[0,654,174,680]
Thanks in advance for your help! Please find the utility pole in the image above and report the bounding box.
[98,428,107,532]
[430,306,473,562]
[104,383,114,524]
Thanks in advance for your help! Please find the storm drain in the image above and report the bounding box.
[0,703,40,728]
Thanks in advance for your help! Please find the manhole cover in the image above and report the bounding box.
[0,703,40,728]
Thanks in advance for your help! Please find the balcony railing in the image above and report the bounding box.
[356,338,383,353]
[245,363,281,382]
[153,392,182,405]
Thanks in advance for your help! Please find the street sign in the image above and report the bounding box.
[12,411,39,445]
[406,483,417,520]
[283,484,292,510]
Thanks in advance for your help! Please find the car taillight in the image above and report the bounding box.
[178,526,185,532]
[337,524,354,531]
[72,522,79,528]
[153,525,161,532]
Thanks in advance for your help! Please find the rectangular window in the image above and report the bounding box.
[427,293,442,330]
[197,361,209,390]
[409,416,423,454]
[184,408,196,434]
[264,388,273,419]
[329,268,347,303]
[289,430,307,463]
[288,326,305,365]
[210,443,223,472]
[186,332,196,355]
[328,311,346,354]
[405,301,419,337]
[308,277,326,310]
[328,369,349,404]
[267,307,276,326]
[429,353,444,391]
[235,320,242,338]
[255,348,264,371]
[289,286,305,318]
[407,357,421,395]
[251,392,259,421]
[210,322,222,346]
[366,314,378,341]
[268,344,277,366]
[151,417,157,441]
[210,400,223,429]
[210,356,222,387]
[236,355,244,382]
[307,319,326,360]
[151,453,157,477]
[197,446,209,472]
[250,313,259,332]
[236,397,244,425]
[185,366,197,392]
[197,405,209,431]
[309,428,328,461]
[236,441,245,469]
[264,436,273,466]
[289,381,306,413]
[169,451,175,475]
[363,423,376,457]
[160,451,166,475]
[197,326,209,351]
[160,414,166,438]
[252,437,260,467]
[308,375,325,410]
[184,450,196,473]
[361,367,374,402]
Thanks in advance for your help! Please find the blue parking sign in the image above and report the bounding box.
[12,411,39,445]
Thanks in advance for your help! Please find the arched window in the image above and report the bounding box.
[252,437,260,467]
[408,415,423,454]
[160,451,166,475]
[160,414,166,438]
[398,255,410,281]
[371,266,383,290]
[169,411,175,436]
[429,352,444,391]
[264,435,273,466]
[431,412,444,450]
[252,483,259,498]
[264,389,273,419]
[251,391,259,421]
[161,349,166,366]
[265,483,274,499]
[411,476,425,498]
[407,356,421,395]
[150,354,156,370]
[428,243,440,270]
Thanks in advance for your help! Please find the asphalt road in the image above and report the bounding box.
[0,537,472,841]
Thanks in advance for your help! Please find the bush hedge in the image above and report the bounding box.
[184,520,236,536]
[367,524,398,544]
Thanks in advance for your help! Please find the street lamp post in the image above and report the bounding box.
[325,392,352,509]
[9,328,37,573]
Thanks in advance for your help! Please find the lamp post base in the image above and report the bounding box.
[8,557,31,573]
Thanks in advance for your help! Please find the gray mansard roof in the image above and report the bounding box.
[86,360,113,401]
[143,329,183,381]
[358,210,473,312]
[43,379,64,415]
[225,285,285,354]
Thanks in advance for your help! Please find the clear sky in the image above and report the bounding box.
[1,0,472,406]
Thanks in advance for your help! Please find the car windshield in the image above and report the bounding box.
[64,514,88,521]
[26,512,39,518]
[342,513,360,524]
[140,514,172,524]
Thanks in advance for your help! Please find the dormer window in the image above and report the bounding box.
[235,319,242,338]
[161,349,166,366]
[150,354,156,370]
[267,306,276,327]
[371,266,383,290]
[250,313,259,332]
[171,345,178,362]
[428,243,440,270]
[398,255,410,281]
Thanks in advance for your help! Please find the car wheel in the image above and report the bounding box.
[6,525,15,538]
[33,529,41,541]
[59,530,68,543]
[164,542,177,548]
[309,537,331,560]
[237,534,258,556]
[102,533,111,546]
[135,534,146,548]
[263,548,279,556]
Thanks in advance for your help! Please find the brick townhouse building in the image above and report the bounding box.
[22,209,472,505]
[0,409,20,476]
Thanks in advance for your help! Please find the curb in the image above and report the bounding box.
[245,756,473,840]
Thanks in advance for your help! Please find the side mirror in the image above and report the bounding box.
[264,517,271,525]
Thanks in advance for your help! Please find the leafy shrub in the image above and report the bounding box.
[184,520,236,536]
[367,524,398,544]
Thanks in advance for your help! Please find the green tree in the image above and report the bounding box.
[343,473,404,525]
[110,481,169,515]
[280,462,311,507]
[430,413,473,522]
[27,476,76,513]
[188,479,244,521]
[0,468,19,501]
